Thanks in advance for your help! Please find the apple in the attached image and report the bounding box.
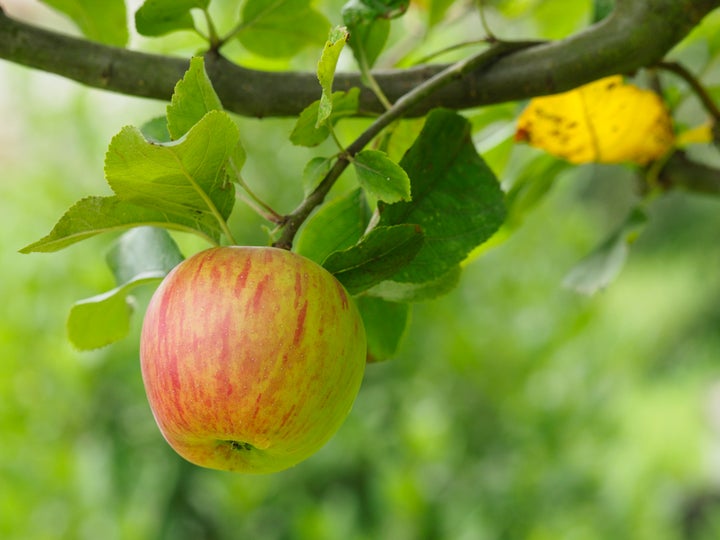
[140,246,367,474]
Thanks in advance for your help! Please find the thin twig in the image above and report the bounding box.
[656,61,720,122]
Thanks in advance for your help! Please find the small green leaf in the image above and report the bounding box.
[105,110,239,239]
[39,0,128,45]
[378,109,505,283]
[68,227,185,351]
[428,0,454,27]
[295,188,370,264]
[140,117,172,143]
[365,265,461,302]
[323,224,424,295]
[317,26,349,127]
[167,57,223,140]
[68,273,163,350]
[356,296,410,362]
[135,0,209,37]
[302,156,334,196]
[20,196,220,253]
[563,207,647,295]
[341,0,409,26]
[353,149,411,203]
[290,89,360,147]
[238,0,330,58]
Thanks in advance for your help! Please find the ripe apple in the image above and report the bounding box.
[140,246,367,474]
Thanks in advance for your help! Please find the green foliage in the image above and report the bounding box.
[103,111,238,238]
[323,224,424,294]
[355,295,410,361]
[237,0,330,58]
[166,57,223,139]
[378,109,506,283]
[290,89,360,147]
[317,26,350,127]
[135,0,209,37]
[39,0,128,45]
[8,0,720,537]
[69,228,184,350]
[296,188,370,264]
[352,149,411,203]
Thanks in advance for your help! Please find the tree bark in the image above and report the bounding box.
[0,0,718,117]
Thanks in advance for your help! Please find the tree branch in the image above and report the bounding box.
[659,151,720,195]
[0,0,718,117]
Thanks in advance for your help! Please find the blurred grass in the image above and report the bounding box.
[3,2,720,539]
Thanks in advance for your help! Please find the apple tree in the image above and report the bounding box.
[2,0,720,532]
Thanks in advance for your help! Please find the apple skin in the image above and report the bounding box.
[140,246,366,474]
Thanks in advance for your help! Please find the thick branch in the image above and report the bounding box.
[0,0,718,117]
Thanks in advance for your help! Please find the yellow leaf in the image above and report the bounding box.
[515,76,675,165]
[675,121,713,147]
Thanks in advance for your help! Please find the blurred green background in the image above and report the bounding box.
[3,1,720,539]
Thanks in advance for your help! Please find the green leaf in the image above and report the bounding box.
[68,280,148,350]
[20,196,220,253]
[106,226,185,285]
[135,0,209,37]
[140,116,172,143]
[290,89,360,147]
[346,18,390,70]
[341,0,409,26]
[68,227,185,351]
[593,0,615,23]
[317,26,350,127]
[295,188,370,264]
[353,149,411,203]
[428,0,455,27]
[323,224,424,295]
[238,0,330,58]
[505,155,569,229]
[104,110,239,239]
[563,207,647,295]
[378,109,505,283]
[356,296,410,362]
[365,265,461,302]
[39,0,128,46]
[302,157,334,196]
[167,57,223,140]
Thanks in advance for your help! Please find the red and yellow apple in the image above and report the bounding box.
[140,246,367,474]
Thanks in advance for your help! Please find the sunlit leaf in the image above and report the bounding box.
[295,188,370,264]
[317,26,350,127]
[68,228,184,350]
[135,0,208,36]
[105,110,238,237]
[515,76,675,165]
[39,0,128,45]
[353,149,411,203]
[290,89,360,147]
[167,57,223,140]
[19,196,219,253]
[238,0,330,58]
